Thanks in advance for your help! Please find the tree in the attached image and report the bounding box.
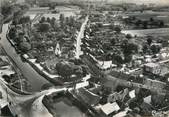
[151,44,161,54]
[68,16,75,27]
[113,54,123,65]
[55,61,74,80]
[147,36,153,46]
[65,17,69,25]
[131,16,136,21]
[19,4,29,11]
[17,31,25,43]
[81,65,89,76]
[39,17,46,23]
[149,17,154,28]
[13,9,25,25]
[135,19,142,27]
[126,34,132,39]
[74,66,83,78]
[19,41,31,53]
[19,16,30,24]
[59,14,65,27]
[32,31,42,40]
[121,40,138,63]
[149,17,154,22]
[162,40,169,47]
[128,43,138,53]
[159,20,164,28]
[142,44,149,54]
[109,24,114,30]
[123,43,137,63]
[38,22,51,32]
[114,26,121,33]
[143,21,148,29]
[46,17,51,23]
[55,61,84,81]
[49,4,55,10]
[9,27,17,39]
[124,54,132,63]
[111,38,116,46]
[41,83,53,90]
[122,6,127,12]
[50,17,56,26]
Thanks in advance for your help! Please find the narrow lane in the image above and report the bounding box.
[75,16,89,59]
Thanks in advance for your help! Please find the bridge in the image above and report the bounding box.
[0,75,68,117]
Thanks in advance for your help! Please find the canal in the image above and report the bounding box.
[0,24,52,92]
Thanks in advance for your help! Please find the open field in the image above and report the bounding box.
[122,27,169,36]
[26,6,80,20]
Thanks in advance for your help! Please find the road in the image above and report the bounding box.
[75,16,89,59]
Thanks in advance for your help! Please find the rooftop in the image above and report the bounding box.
[144,62,160,68]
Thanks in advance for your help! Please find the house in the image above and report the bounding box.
[129,90,136,99]
[76,88,100,106]
[144,95,151,104]
[107,88,129,103]
[144,62,169,77]
[100,102,120,115]
[144,63,161,75]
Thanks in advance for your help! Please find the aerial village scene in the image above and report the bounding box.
[0,0,169,117]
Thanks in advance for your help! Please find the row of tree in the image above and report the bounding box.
[9,27,31,53]
[124,17,165,29]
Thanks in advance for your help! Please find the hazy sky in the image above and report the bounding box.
[107,0,169,5]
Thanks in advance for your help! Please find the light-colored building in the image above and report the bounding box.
[144,63,161,75]
[100,102,120,115]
